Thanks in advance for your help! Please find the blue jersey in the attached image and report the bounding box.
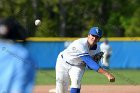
[0,40,35,93]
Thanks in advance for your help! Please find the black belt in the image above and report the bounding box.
[61,54,85,66]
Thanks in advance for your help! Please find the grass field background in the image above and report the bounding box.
[36,69,140,85]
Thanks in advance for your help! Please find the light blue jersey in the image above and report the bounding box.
[0,40,35,93]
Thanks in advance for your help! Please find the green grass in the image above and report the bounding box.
[35,69,140,85]
[35,70,56,85]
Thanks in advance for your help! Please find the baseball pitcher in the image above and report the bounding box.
[56,27,115,93]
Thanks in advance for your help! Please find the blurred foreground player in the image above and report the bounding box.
[0,17,36,93]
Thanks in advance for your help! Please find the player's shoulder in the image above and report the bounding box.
[14,43,29,58]
[74,38,87,45]
[1,41,29,59]
[66,38,88,52]
[100,42,105,47]
[73,38,88,50]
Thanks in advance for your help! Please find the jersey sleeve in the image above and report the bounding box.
[80,55,101,71]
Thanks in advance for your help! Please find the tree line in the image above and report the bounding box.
[0,0,139,37]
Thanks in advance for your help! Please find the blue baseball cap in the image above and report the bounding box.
[89,27,102,38]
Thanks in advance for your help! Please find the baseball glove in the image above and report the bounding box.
[93,52,104,64]
[87,52,104,70]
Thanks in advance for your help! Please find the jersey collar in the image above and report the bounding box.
[89,44,97,50]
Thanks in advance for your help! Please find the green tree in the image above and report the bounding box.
[0,0,140,37]
[124,8,140,36]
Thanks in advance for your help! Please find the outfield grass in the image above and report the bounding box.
[35,69,140,85]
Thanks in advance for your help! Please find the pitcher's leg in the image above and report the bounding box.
[56,59,70,93]
[56,72,69,93]
[69,66,85,93]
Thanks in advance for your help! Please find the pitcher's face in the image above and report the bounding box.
[87,34,100,47]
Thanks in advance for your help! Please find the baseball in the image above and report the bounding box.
[35,19,41,26]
